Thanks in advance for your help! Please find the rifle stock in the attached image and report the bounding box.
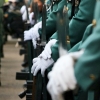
[32,2,39,24]
[32,3,47,100]
[32,2,40,100]
[57,6,74,100]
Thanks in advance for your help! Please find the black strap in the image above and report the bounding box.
[71,0,75,19]
[68,0,81,19]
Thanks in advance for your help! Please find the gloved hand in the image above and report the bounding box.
[20,5,26,14]
[47,78,64,100]
[31,57,54,77]
[24,21,42,48]
[24,28,33,41]
[39,39,57,59]
[47,50,84,100]
[22,10,27,21]
[21,7,31,21]
[29,12,35,25]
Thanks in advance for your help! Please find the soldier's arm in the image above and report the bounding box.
[50,0,96,62]
[69,0,96,47]
[39,0,67,40]
[51,0,96,44]
[51,41,81,62]
[75,23,100,90]
[75,0,100,90]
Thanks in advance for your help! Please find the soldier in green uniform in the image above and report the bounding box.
[48,0,96,62]
[30,0,95,84]
[46,1,100,100]
[31,0,96,100]
[75,0,100,91]
[24,0,68,48]
[31,0,96,76]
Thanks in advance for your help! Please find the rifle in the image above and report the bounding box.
[31,2,40,100]
[32,4,47,100]
[26,0,34,100]
[24,0,33,80]
[41,4,47,100]
[18,1,33,99]
[32,2,39,25]
[57,5,74,100]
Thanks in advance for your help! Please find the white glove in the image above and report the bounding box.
[39,39,57,59]
[47,50,84,100]
[24,21,42,48]
[29,12,35,25]
[21,6,31,21]
[31,21,42,48]
[22,10,27,21]
[24,28,33,41]
[31,57,54,77]
[20,5,26,14]
[47,78,64,100]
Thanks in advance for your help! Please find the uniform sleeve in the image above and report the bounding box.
[51,41,59,62]
[50,0,96,62]
[51,0,96,46]
[39,0,67,40]
[75,18,100,91]
[69,0,96,47]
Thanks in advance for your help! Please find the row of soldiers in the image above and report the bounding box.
[1,0,100,100]
[23,0,100,99]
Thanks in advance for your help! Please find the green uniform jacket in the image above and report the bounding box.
[51,0,96,62]
[75,1,100,91]
[69,23,93,53]
[39,0,67,40]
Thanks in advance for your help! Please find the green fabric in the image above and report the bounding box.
[79,24,93,49]
[0,9,3,23]
[75,1,100,91]
[39,0,67,41]
[51,41,59,62]
[0,0,4,7]
[68,41,81,52]
[51,40,81,62]
[50,1,74,40]
[50,0,96,62]
[69,0,95,47]
[67,2,72,19]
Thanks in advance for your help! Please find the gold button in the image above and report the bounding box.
[66,36,70,43]
[67,36,70,40]
[63,6,68,13]
[92,19,96,27]
[67,41,70,43]
[67,7,68,11]
[65,6,68,11]
[89,74,96,80]
[60,19,64,25]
